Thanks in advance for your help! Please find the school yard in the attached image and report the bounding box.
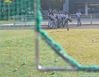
[0,25,99,77]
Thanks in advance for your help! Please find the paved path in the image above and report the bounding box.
[0,20,99,30]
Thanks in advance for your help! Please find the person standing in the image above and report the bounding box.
[64,12,72,31]
[76,10,82,26]
[48,11,57,29]
[48,10,52,28]
[57,11,63,28]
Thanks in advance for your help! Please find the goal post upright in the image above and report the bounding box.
[34,0,40,70]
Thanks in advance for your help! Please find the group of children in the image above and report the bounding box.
[48,10,82,31]
[48,11,72,31]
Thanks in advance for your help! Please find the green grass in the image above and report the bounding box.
[0,20,13,24]
[46,29,99,66]
[0,29,99,77]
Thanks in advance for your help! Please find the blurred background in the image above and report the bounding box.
[40,0,99,26]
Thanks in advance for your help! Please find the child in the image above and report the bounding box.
[76,10,82,26]
[57,11,63,28]
[48,10,52,28]
[48,11,56,29]
[64,12,72,31]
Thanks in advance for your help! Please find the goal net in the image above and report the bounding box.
[0,0,99,77]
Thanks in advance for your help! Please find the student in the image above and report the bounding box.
[57,11,63,28]
[61,12,66,28]
[64,12,72,31]
[76,10,82,26]
[53,11,58,29]
[48,10,52,28]
[48,11,56,29]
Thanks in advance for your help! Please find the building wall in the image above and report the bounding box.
[40,0,99,14]
[74,0,99,3]
[40,0,65,10]
[69,0,85,14]
[70,0,99,14]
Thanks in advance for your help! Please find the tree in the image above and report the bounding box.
[0,0,34,20]
[5,0,12,3]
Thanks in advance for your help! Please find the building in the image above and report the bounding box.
[41,0,99,15]
[41,0,65,10]
[70,0,99,15]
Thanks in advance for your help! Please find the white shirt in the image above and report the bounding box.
[57,14,63,20]
[61,14,65,18]
[50,14,57,21]
[64,14,69,19]
[76,12,81,17]
[54,14,58,18]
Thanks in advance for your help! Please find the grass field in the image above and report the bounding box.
[0,29,99,77]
